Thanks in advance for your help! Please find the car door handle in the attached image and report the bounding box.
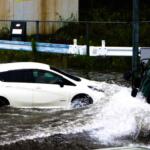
[36,87,41,90]
[6,86,12,88]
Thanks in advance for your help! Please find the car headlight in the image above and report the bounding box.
[88,86,104,92]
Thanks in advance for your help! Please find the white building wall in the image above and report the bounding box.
[0,0,79,34]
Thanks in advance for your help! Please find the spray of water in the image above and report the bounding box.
[1,82,150,147]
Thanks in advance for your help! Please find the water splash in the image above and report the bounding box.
[0,82,150,147]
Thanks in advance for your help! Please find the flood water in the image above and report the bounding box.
[0,70,150,150]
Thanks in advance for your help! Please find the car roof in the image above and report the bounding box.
[0,62,50,72]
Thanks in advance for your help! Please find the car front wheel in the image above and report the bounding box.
[71,94,93,108]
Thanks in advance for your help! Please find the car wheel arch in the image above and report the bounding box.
[0,96,10,107]
[71,93,93,104]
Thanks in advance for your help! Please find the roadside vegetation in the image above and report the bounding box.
[0,49,131,72]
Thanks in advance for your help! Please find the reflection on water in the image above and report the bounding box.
[0,71,150,149]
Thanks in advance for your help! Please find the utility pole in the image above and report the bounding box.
[132,0,139,84]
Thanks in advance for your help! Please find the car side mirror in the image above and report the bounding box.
[57,79,64,88]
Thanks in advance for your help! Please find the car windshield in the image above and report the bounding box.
[50,67,81,82]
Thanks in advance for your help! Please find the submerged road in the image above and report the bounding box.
[0,71,150,150]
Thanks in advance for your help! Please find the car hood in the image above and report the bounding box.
[77,77,99,86]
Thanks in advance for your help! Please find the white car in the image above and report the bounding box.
[0,62,103,108]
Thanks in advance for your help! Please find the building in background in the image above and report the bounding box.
[0,0,78,34]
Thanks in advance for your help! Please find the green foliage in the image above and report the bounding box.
[31,38,38,61]
[140,24,150,47]
[53,7,133,46]
[53,4,150,47]
[57,13,77,22]
[54,21,132,46]
[81,8,131,22]
[0,27,10,40]
[0,50,131,72]
[31,38,37,53]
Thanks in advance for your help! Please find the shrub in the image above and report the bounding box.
[0,27,10,40]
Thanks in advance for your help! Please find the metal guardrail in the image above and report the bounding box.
[90,46,133,56]
[0,40,87,55]
[0,40,138,57]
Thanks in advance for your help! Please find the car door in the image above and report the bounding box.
[0,69,34,107]
[32,69,76,108]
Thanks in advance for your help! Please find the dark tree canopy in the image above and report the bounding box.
[79,0,150,21]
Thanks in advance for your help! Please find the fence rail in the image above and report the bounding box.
[0,39,142,57]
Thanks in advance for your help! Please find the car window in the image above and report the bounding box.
[33,70,75,86]
[50,67,81,82]
[0,70,34,83]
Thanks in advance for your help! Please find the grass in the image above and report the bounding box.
[0,49,132,73]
